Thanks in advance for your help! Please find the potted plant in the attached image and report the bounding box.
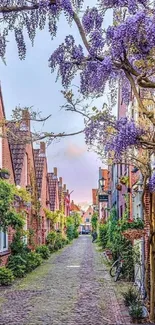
[116,183,122,191]
[0,168,10,179]
[121,218,145,241]
[129,303,143,323]
[120,176,129,185]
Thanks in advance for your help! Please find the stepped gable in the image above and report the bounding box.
[34,149,45,198]
[8,122,28,185]
[48,173,57,211]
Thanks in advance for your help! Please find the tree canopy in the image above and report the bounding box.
[0,0,155,189]
[0,1,155,121]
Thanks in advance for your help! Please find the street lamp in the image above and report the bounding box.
[99,177,105,191]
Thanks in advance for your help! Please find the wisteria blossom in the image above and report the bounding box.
[0,0,155,109]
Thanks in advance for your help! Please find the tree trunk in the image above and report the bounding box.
[150,193,155,322]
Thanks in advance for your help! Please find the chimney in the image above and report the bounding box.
[40,142,46,155]
[53,167,57,177]
[63,184,66,191]
[22,109,30,130]
[67,189,69,195]
[59,177,62,185]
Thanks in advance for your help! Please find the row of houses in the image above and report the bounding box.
[0,88,71,265]
[92,85,155,299]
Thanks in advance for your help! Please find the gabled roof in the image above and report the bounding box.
[48,173,58,211]
[34,149,45,198]
[70,200,80,212]
[8,123,28,185]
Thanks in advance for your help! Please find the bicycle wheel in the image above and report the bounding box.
[114,267,121,282]
[110,260,119,277]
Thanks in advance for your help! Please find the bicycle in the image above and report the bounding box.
[133,263,147,300]
[109,255,124,282]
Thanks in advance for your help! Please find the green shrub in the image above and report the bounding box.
[98,224,108,248]
[54,233,63,250]
[66,224,74,241]
[122,287,139,307]
[25,252,42,272]
[0,267,14,285]
[46,231,56,245]
[74,229,79,238]
[36,245,50,259]
[7,254,27,278]
[129,303,143,320]
[10,230,30,255]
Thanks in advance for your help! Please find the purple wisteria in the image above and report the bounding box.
[85,116,145,160]
[1,0,155,110]
[149,173,155,193]
[101,0,148,13]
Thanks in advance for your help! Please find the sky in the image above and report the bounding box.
[0,1,112,206]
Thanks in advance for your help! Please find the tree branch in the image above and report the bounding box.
[0,0,56,14]
[73,11,90,52]
[124,71,155,125]
[32,128,85,142]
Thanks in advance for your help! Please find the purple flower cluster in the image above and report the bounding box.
[89,30,105,56]
[49,35,84,86]
[102,0,148,13]
[85,116,145,160]
[81,56,113,95]
[82,7,103,34]
[106,118,145,158]
[149,173,155,193]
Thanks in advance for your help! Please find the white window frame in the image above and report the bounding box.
[0,230,8,252]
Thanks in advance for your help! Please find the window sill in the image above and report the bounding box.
[0,250,10,256]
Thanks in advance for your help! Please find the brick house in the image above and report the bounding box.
[92,189,98,213]
[79,205,93,233]
[98,168,109,222]
[34,142,50,244]
[0,87,15,265]
[8,110,39,248]
[48,168,59,229]
[63,185,70,217]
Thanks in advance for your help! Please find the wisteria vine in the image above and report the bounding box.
[85,116,146,160]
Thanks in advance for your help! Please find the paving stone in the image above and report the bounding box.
[0,236,148,325]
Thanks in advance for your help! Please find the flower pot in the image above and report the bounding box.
[116,184,122,191]
[120,180,126,185]
[122,229,146,241]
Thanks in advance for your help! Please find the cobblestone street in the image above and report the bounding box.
[0,236,138,325]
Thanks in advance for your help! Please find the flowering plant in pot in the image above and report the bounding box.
[116,183,122,191]
[120,176,129,186]
[120,218,145,241]
[0,168,10,179]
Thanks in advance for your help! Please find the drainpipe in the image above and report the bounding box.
[139,175,146,299]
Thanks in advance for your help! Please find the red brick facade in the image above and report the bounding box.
[0,88,71,266]
[0,88,15,265]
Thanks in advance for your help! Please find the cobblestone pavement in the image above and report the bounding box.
[0,236,145,325]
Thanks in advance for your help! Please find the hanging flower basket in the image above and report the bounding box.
[120,176,129,185]
[122,228,146,241]
[116,184,122,191]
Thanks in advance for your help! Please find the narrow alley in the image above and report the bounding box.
[0,236,138,325]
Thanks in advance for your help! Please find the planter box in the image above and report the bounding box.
[122,229,146,241]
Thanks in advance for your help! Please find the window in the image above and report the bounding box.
[86,218,90,223]
[0,231,8,252]
[89,212,91,215]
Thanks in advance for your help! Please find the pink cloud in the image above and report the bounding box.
[64,143,87,159]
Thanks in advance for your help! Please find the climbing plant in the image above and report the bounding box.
[0,180,25,230]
